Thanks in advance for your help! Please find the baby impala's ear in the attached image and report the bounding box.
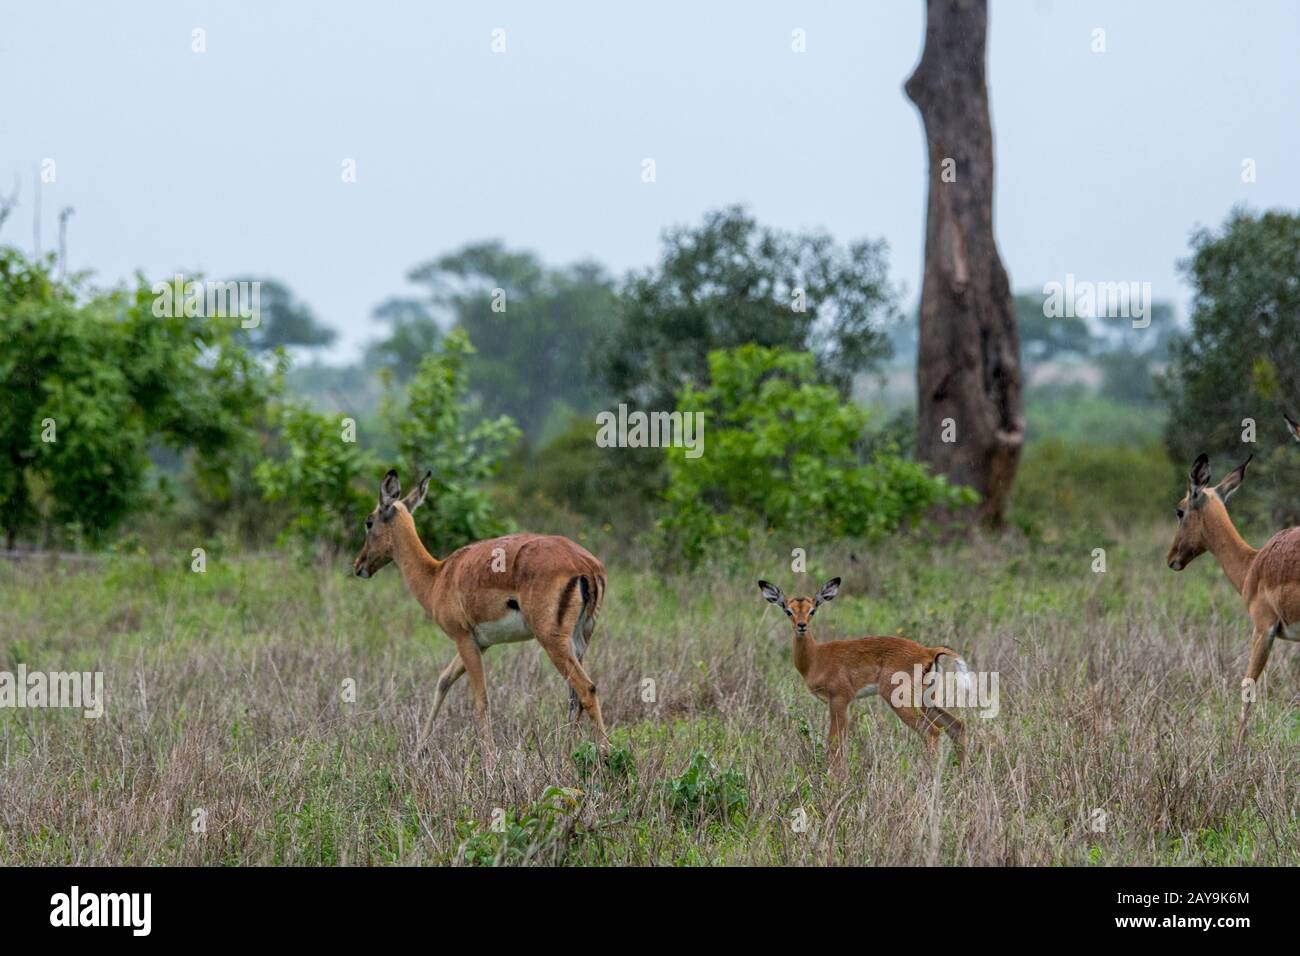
[815,577,841,607]
[757,580,786,609]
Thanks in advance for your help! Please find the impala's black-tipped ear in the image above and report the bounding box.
[380,469,401,509]
[1285,414,1300,442]
[1188,454,1211,497]
[815,577,841,607]
[1215,454,1252,503]
[404,470,432,513]
[758,580,786,609]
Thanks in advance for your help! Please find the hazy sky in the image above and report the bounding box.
[3,0,1297,361]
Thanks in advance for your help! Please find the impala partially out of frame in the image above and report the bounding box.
[1166,420,1300,737]
[353,469,609,754]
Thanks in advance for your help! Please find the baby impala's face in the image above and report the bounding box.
[783,597,817,634]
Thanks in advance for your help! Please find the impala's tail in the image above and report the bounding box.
[933,646,976,696]
[567,572,605,717]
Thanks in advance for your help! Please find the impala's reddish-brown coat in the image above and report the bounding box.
[1166,427,1300,736]
[354,470,608,754]
[758,577,968,772]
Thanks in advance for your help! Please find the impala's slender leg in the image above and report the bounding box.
[1238,622,1278,739]
[826,697,850,775]
[453,633,493,755]
[568,628,588,721]
[416,654,466,752]
[924,704,966,766]
[886,703,941,757]
[540,633,607,747]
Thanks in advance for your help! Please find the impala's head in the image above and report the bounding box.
[757,577,841,635]
[353,469,431,578]
[1166,453,1250,571]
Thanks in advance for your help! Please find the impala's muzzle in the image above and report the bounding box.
[353,547,377,578]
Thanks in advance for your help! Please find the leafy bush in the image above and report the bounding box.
[381,329,521,554]
[506,416,665,528]
[662,751,748,821]
[1011,439,1176,537]
[658,345,971,565]
[457,786,584,866]
[254,403,377,560]
[572,740,636,780]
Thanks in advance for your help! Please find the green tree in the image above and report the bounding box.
[230,277,337,352]
[381,242,615,438]
[1160,208,1300,464]
[366,296,442,381]
[1015,292,1094,365]
[381,329,520,553]
[658,345,971,566]
[0,250,277,547]
[592,206,897,411]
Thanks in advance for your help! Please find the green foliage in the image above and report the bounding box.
[662,751,748,821]
[381,329,520,554]
[457,786,584,866]
[506,415,665,527]
[0,250,277,546]
[1011,439,1176,538]
[572,740,636,781]
[592,205,896,410]
[1160,207,1300,465]
[254,403,377,560]
[401,243,616,438]
[1224,442,1300,535]
[658,345,970,565]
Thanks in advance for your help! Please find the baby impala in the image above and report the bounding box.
[758,577,971,772]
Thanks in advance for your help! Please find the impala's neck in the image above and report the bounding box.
[390,512,441,607]
[791,630,819,677]
[1203,499,1257,595]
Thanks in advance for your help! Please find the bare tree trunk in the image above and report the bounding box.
[905,0,1023,526]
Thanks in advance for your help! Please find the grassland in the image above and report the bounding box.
[0,524,1296,866]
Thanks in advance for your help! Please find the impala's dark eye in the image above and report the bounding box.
[785,608,792,616]
[365,516,374,531]
[1175,508,1184,520]
[809,609,817,616]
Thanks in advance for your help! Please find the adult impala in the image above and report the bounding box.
[354,469,609,753]
[757,577,970,772]
[1166,435,1300,736]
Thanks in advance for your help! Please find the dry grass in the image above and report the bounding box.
[0,525,1295,865]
